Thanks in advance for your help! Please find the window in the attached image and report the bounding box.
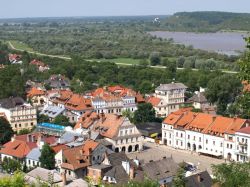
[181,133,183,138]
[176,140,178,146]
[206,139,208,144]
[230,144,232,149]
[213,141,215,145]
[176,132,178,137]
[19,124,21,127]
[220,143,223,147]
[188,135,190,139]
[199,137,201,142]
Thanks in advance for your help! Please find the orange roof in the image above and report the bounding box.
[0,140,37,158]
[203,116,233,135]
[51,144,68,153]
[226,118,246,134]
[27,87,45,98]
[185,113,215,131]
[61,140,99,170]
[175,111,197,128]
[147,96,161,107]
[163,108,193,125]
[93,114,125,138]
[74,111,99,129]
[65,94,93,111]
[15,133,57,145]
[82,139,99,155]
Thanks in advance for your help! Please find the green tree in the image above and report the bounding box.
[52,114,72,127]
[0,117,14,145]
[133,103,156,124]
[39,143,55,170]
[172,166,186,187]
[2,157,22,173]
[230,37,250,118]
[37,114,50,124]
[18,128,31,135]
[206,74,241,115]
[212,162,250,187]
[0,171,26,187]
[150,52,161,66]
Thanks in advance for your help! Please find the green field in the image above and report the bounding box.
[9,40,34,52]
[90,58,144,65]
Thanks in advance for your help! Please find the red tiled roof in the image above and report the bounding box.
[74,111,99,129]
[15,133,57,145]
[9,54,22,61]
[175,111,197,128]
[185,113,215,131]
[51,144,68,153]
[27,87,45,98]
[65,94,93,111]
[147,96,161,107]
[237,126,250,134]
[163,108,193,125]
[0,140,37,158]
[61,140,100,170]
[30,59,46,67]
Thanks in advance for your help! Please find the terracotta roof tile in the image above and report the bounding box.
[51,144,68,153]
[0,140,37,158]
[237,126,250,134]
[61,140,99,170]
[147,96,161,107]
[74,111,99,129]
[27,87,45,98]
[185,113,215,131]
[163,108,193,125]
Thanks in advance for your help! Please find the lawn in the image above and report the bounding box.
[9,40,34,52]
[90,58,144,65]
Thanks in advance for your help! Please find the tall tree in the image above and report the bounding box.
[0,117,14,145]
[52,114,72,127]
[212,162,250,187]
[150,52,161,66]
[39,143,55,170]
[205,74,241,115]
[230,37,250,118]
[133,103,156,124]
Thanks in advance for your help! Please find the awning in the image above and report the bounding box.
[198,150,222,157]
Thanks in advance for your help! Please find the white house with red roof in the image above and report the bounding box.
[235,127,250,162]
[90,85,143,115]
[162,108,249,161]
[8,54,22,64]
[30,59,50,72]
[148,82,187,118]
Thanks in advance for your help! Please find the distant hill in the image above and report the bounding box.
[159,11,250,32]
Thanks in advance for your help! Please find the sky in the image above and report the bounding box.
[0,0,249,18]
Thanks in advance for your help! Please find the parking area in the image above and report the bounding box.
[127,141,224,174]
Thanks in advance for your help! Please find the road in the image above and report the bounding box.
[127,141,224,175]
[8,41,238,74]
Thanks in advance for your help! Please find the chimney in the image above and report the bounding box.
[32,135,36,142]
[27,134,32,142]
[61,172,67,186]
[197,174,201,183]
[11,134,16,142]
[129,167,135,180]
[80,150,83,156]
[212,116,216,122]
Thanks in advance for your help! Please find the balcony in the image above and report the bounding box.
[238,150,248,155]
[238,141,248,146]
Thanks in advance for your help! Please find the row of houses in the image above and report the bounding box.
[162,108,250,162]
